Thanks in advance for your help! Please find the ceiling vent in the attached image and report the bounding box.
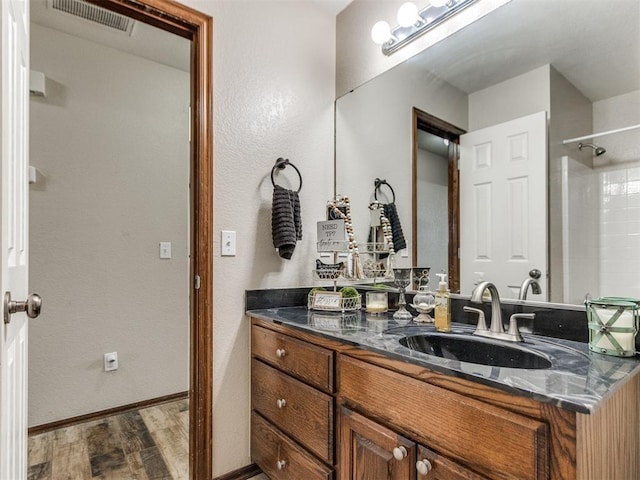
[47,0,135,35]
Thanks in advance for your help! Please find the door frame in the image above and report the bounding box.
[88,1,213,478]
[411,108,465,293]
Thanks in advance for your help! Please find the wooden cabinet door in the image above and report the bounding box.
[339,407,416,480]
[416,445,489,480]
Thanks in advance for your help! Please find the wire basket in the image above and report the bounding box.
[312,269,343,280]
[308,310,363,332]
[363,267,391,279]
[362,258,392,279]
[307,290,362,312]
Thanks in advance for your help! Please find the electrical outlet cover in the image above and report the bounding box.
[104,352,118,372]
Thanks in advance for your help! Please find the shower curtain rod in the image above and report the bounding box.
[562,123,640,144]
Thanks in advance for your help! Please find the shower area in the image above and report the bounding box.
[558,91,640,305]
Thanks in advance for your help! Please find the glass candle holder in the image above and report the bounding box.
[586,296,639,357]
[366,291,388,315]
[392,268,413,323]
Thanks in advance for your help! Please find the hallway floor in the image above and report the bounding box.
[28,397,189,480]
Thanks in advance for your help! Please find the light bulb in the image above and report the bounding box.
[397,2,420,27]
[429,0,450,7]
[371,21,392,44]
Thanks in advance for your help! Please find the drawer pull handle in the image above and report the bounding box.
[276,398,287,409]
[416,459,433,475]
[276,348,286,358]
[392,446,408,461]
[276,460,287,470]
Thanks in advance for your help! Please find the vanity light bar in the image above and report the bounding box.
[376,0,478,56]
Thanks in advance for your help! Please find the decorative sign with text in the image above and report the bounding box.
[310,291,343,310]
[317,220,347,252]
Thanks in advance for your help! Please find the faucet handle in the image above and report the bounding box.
[464,306,487,332]
[508,313,535,341]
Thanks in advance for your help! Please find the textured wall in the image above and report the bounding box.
[181,1,336,475]
[29,24,190,426]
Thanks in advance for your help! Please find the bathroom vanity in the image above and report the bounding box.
[248,306,640,480]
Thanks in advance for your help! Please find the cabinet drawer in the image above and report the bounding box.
[416,445,489,479]
[252,325,334,392]
[339,355,548,480]
[252,359,334,463]
[252,412,333,480]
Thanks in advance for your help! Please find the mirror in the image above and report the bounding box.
[336,0,640,305]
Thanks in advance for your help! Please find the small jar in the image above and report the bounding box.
[366,291,388,315]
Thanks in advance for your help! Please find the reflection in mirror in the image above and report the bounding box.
[415,129,450,277]
[335,0,640,305]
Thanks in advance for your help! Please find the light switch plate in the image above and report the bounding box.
[159,242,172,259]
[221,230,236,256]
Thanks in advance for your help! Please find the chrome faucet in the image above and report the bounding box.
[466,281,534,343]
[518,269,542,300]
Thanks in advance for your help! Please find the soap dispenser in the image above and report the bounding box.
[434,273,451,332]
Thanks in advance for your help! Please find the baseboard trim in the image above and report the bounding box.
[213,463,262,480]
[28,391,189,436]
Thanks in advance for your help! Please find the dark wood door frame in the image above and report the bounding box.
[88,1,213,478]
[412,108,465,293]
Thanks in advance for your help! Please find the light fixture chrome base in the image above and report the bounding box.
[382,0,477,56]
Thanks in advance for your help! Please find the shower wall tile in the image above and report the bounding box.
[599,165,640,299]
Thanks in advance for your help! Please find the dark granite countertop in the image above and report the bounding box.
[247,306,640,414]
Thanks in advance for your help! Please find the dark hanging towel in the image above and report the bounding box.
[383,203,407,252]
[271,185,302,259]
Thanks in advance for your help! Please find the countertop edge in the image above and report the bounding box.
[245,307,640,415]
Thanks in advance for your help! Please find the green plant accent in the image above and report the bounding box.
[309,287,327,296]
[340,286,359,298]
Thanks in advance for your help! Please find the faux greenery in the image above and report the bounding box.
[339,286,359,298]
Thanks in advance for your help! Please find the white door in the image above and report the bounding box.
[1,0,31,478]
[460,111,547,300]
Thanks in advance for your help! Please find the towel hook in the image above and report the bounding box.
[271,157,302,193]
[374,178,395,203]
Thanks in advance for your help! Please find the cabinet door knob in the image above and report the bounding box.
[392,446,408,461]
[276,398,287,409]
[276,460,287,470]
[276,348,286,358]
[416,459,433,475]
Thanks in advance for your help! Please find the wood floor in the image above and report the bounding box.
[28,398,189,480]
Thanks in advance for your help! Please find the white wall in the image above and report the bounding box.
[180,1,336,475]
[335,61,467,267]
[29,25,190,425]
[416,148,448,277]
[593,90,640,299]
[468,65,551,131]
[548,68,593,302]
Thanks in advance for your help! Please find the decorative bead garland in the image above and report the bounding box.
[368,202,396,256]
[327,196,363,279]
[369,201,396,276]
